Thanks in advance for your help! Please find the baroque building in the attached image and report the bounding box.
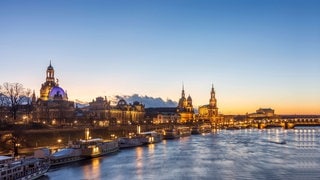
[87,97,145,126]
[32,62,75,125]
[247,108,275,119]
[198,85,220,123]
[177,85,194,123]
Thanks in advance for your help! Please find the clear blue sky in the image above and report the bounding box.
[1,0,319,114]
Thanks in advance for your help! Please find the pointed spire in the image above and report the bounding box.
[32,90,36,102]
[211,83,215,94]
[181,82,185,98]
[209,84,217,107]
[47,60,54,70]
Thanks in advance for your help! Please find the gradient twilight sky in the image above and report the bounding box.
[0,0,319,115]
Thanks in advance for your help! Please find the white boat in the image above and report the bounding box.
[76,138,119,158]
[0,155,50,180]
[49,148,85,166]
[177,126,191,137]
[191,124,212,134]
[163,126,191,139]
[35,128,118,166]
[138,131,163,144]
[73,127,119,158]
[118,137,143,149]
[199,124,212,133]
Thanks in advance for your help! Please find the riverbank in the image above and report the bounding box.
[0,124,172,155]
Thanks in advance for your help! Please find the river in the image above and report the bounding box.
[40,127,320,179]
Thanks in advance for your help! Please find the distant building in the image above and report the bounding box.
[198,85,218,119]
[145,107,180,124]
[247,108,275,119]
[177,85,194,123]
[109,99,145,125]
[32,62,75,125]
[86,97,145,126]
[198,85,222,125]
[144,85,195,124]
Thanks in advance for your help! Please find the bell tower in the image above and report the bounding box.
[46,61,55,85]
[181,84,185,99]
[208,84,218,117]
[40,61,57,101]
[209,84,217,108]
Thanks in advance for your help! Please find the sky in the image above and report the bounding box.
[0,0,319,115]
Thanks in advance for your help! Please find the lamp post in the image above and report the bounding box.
[57,139,62,149]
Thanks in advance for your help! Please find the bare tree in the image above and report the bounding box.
[0,92,9,121]
[0,82,31,120]
[1,128,26,156]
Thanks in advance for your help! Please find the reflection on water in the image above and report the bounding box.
[82,157,101,179]
[42,127,320,179]
[135,147,144,178]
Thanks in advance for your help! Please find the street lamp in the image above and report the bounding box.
[57,139,62,149]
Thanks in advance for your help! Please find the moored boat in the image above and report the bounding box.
[49,148,85,166]
[76,138,119,158]
[191,126,201,135]
[118,137,143,149]
[163,126,191,139]
[138,131,163,144]
[163,128,180,139]
[200,124,212,133]
[177,126,191,137]
[0,155,50,180]
[75,127,119,158]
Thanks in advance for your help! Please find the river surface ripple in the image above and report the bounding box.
[41,127,320,180]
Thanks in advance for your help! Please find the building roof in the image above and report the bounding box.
[49,86,67,100]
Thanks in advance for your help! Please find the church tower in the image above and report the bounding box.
[177,84,194,123]
[209,84,217,108]
[40,61,57,101]
[178,84,187,109]
[31,90,36,103]
[35,62,74,124]
[46,61,55,84]
[208,84,218,117]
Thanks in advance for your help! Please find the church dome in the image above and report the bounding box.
[49,86,67,100]
[187,95,192,101]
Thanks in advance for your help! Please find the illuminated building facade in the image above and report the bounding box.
[198,85,220,123]
[247,108,275,119]
[87,97,145,126]
[32,62,75,124]
[177,85,194,123]
[110,99,145,125]
[145,107,180,124]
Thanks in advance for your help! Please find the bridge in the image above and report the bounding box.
[225,115,320,129]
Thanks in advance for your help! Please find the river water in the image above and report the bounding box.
[40,127,320,180]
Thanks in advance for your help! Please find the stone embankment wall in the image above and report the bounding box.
[1,124,171,149]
